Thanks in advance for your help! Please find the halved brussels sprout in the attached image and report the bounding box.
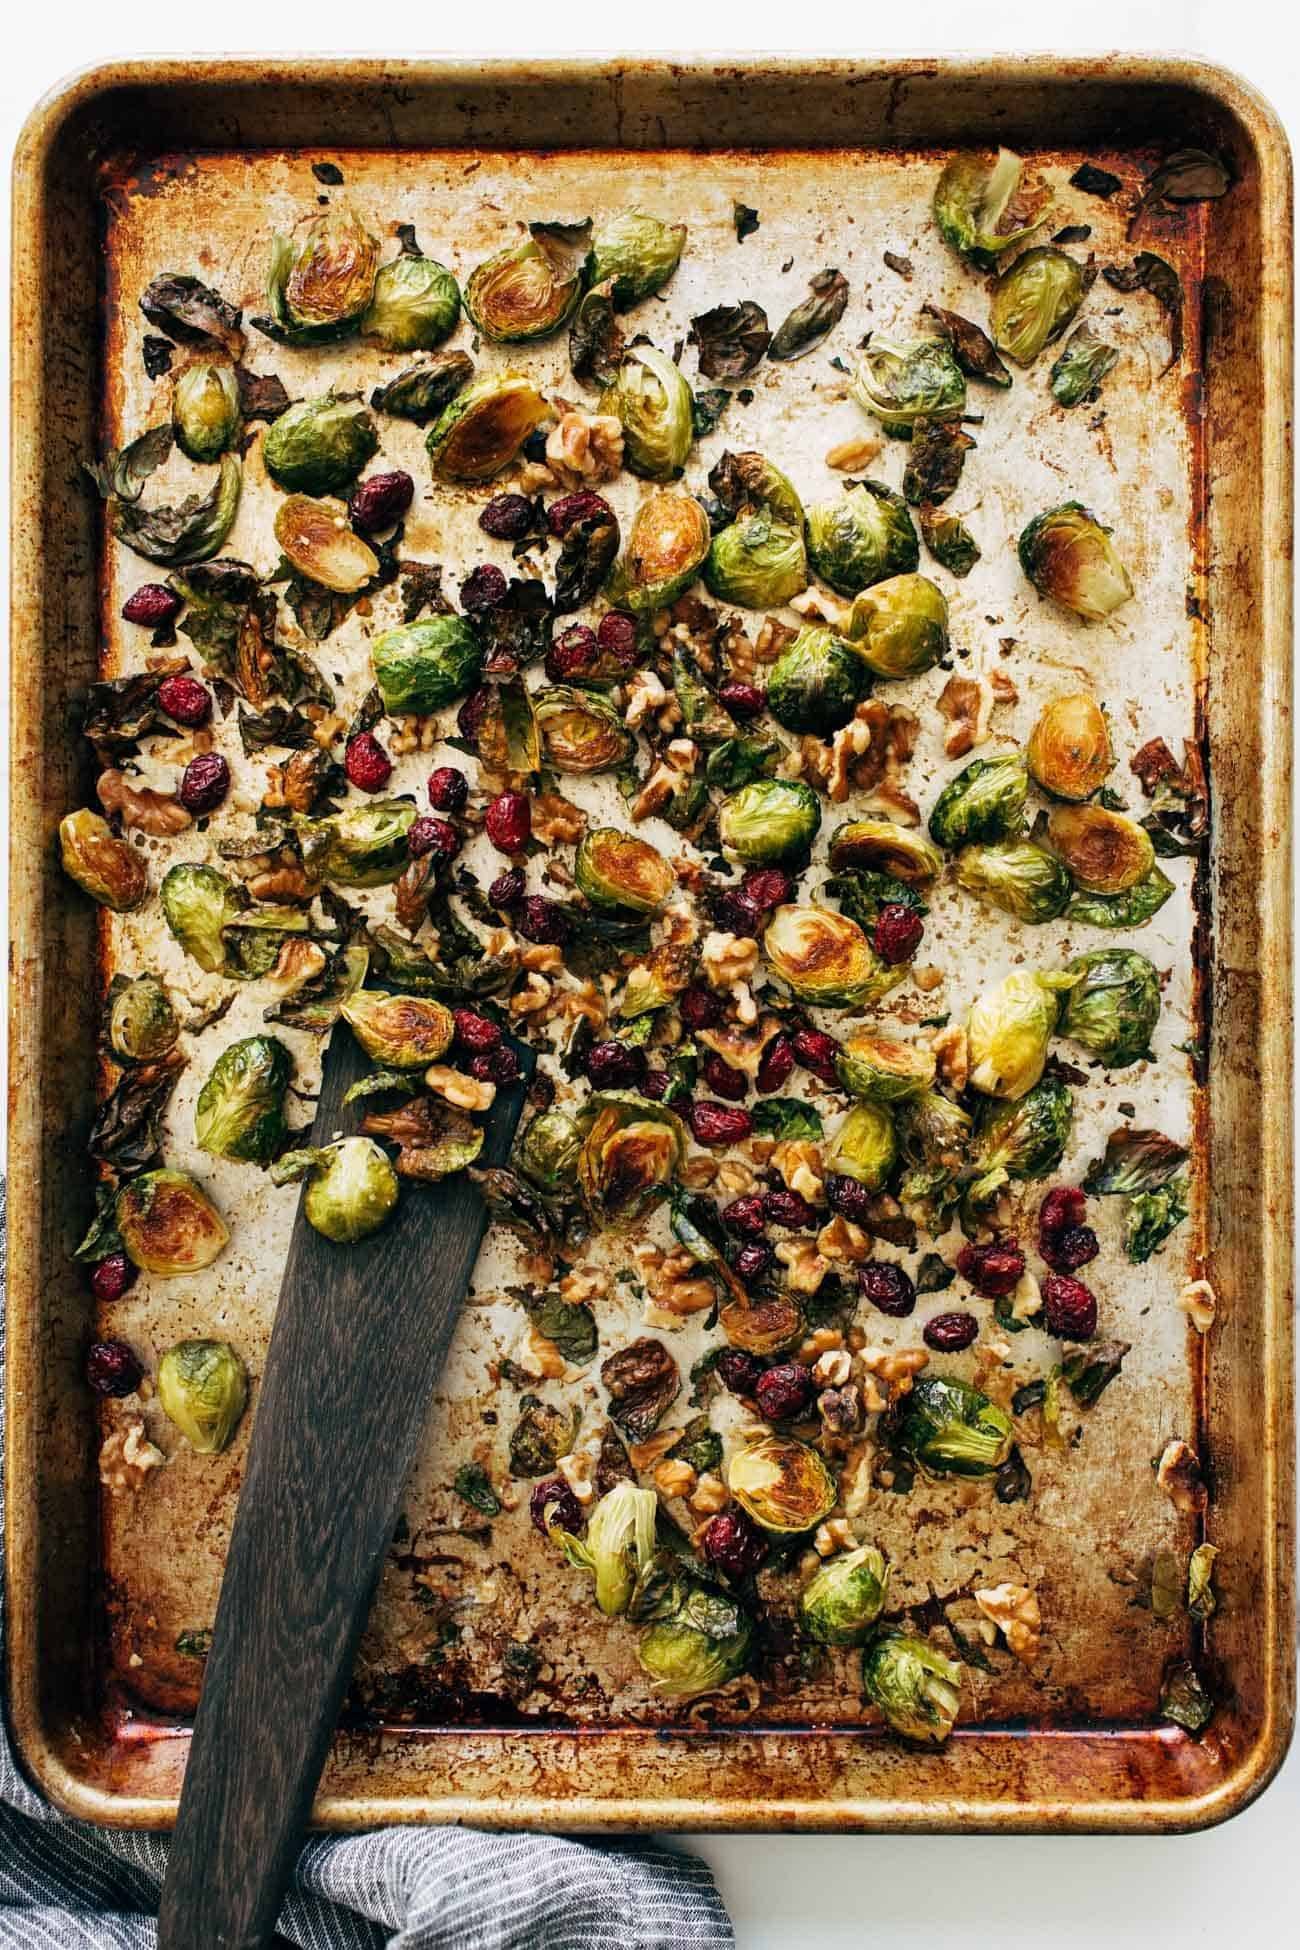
[550,1480,657,1616]
[516,1108,583,1192]
[836,1031,935,1105]
[928,753,1028,850]
[116,1168,229,1275]
[465,234,584,344]
[426,374,549,483]
[719,1290,804,1357]
[371,616,482,715]
[728,1433,837,1535]
[710,449,806,528]
[828,1100,898,1189]
[635,1566,754,1697]
[968,969,1078,1099]
[161,862,244,972]
[899,1374,1013,1477]
[294,799,416,887]
[533,686,633,774]
[990,248,1085,366]
[1060,949,1161,1067]
[1018,503,1134,621]
[172,359,240,462]
[844,572,948,679]
[1068,865,1175,930]
[271,1136,400,1242]
[341,989,454,1068]
[863,1631,963,1745]
[264,207,380,342]
[717,779,822,864]
[764,904,897,1010]
[851,336,966,437]
[361,248,460,350]
[158,1339,247,1453]
[705,508,808,608]
[273,494,379,593]
[806,481,919,597]
[578,1091,688,1225]
[800,1544,890,1645]
[588,210,686,304]
[1026,692,1112,800]
[896,1089,973,1229]
[108,975,179,1063]
[610,491,711,612]
[766,626,869,736]
[262,394,379,495]
[1045,804,1155,893]
[1050,322,1118,406]
[60,809,148,912]
[195,1035,293,1164]
[600,346,693,482]
[933,149,1045,270]
[955,840,1072,923]
[827,818,943,884]
[575,827,676,914]
[965,1078,1074,1218]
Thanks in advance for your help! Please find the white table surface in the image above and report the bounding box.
[2,5,1295,1944]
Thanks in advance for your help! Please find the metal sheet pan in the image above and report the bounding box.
[7,56,1294,1832]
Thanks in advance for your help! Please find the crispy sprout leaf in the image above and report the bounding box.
[1083,1127,1189,1196]
[526,1291,599,1365]
[1070,162,1123,199]
[1061,1338,1131,1406]
[1160,1659,1214,1734]
[109,454,243,567]
[1124,1179,1189,1262]
[569,279,627,388]
[370,351,475,424]
[689,301,771,381]
[1103,252,1183,374]
[88,1058,184,1170]
[918,504,980,577]
[554,511,620,614]
[902,421,975,507]
[770,269,849,361]
[141,273,246,360]
[751,1098,823,1142]
[733,203,760,242]
[454,1460,502,1516]
[920,303,1013,388]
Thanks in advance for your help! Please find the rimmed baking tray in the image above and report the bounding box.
[8,55,1294,1832]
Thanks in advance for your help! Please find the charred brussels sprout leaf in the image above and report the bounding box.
[158,1340,247,1452]
[600,346,694,481]
[807,481,919,597]
[1067,865,1174,930]
[1027,692,1112,800]
[990,248,1086,366]
[851,335,966,437]
[108,974,179,1063]
[750,1099,824,1143]
[1160,1659,1214,1735]
[955,840,1072,923]
[370,351,475,424]
[1050,323,1119,406]
[964,1078,1074,1220]
[107,453,243,567]
[968,969,1078,1100]
[1187,1543,1218,1621]
[1061,1337,1131,1406]
[341,989,454,1067]
[516,1108,583,1192]
[799,1544,890,1645]
[117,1169,229,1275]
[588,210,687,305]
[827,818,943,884]
[918,505,980,577]
[361,244,460,350]
[1083,1125,1188,1196]
[527,1292,598,1366]
[294,799,416,887]
[828,1101,898,1190]
[836,1031,935,1105]
[262,394,378,495]
[271,1136,399,1242]
[933,149,1046,270]
[920,303,1013,388]
[845,572,948,679]
[465,229,585,344]
[172,359,240,461]
[769,268,849,361]
[454,1461,501,1517]
[575,828,676,914]
[579,1095,687,1225]
[1103,253,1183,375]
[195,1035,293,1164]
[602,1340,681,1446]
[1019,503,1134,620]
[1046,804,1154,894]
[259,207,380,343]
[610,490,711,612]
[929,752,1028,850]
[88,1060,182,1171]
[689,300,770,380]
[60,809,148,912]
[717,779,822,864]
[274,494,379,593]
[371,616,482,715]
[426,374,549,483]
[765,904,897,1010]
[899,1375,1013,1478]
[533,687,633,774]
[161,862,245,971]
[1125,1180,1189,1262]
[902,421,975,507]
[509,1393,581,1479]
[766,626,867,735]
[1060,949,1161,1067]
[705,736,779,791]
[568,279,627,388]
[728,1433,837,1534]
[141,272,246,360]
[863,1631,963,1744]
[554,507,620,615]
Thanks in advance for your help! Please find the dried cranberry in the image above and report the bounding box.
[596,610,638,663]
[716,1349,764,1396]
[722,1194,768,1239]
[718,680,765,719]
[516,895,570,945]
[470,1045,521,1086]
[923,1310,980,1352]
[688,1101,754,1146]
[763,1187,818,1229]
[407,814,460,861]
[348,469,414,535]
[427,765,469,813]
[85,1337,143,1397]
[546,623,599,682]
[488,867,526,909]
[547,490,614,538]
[89,1253,136,1304]
[179,751,230,815]
[874,903,925,966]
[957,1238,1026,1299]
[701,1051,749,1101]
[156,673,211,727]
[1037,1186,1099,1272]
[457,686,492,747]
[460,563,509,613]
[756,1032,796,1094]
[122,583,181,628]
[585,1040,647,1089]
[530,1476,582,1537]
[480,493,535,541]
[453,1008,504,1054]
[702,1506,769,1579]
[826,1174,872,1223]
[732,1241,773,1282]
[344,731,393,794]
[712,890,763,938]
[678,986,721,1031]
[859,1260,917,1318]
[1039,1187,1087,1235]
[792,1027,839,1085]
[755,1362,815,1422]
[640,1069,671,1100]
[740,867,794,914]
[486,789,532,852]
[1041,1273,1098,1342]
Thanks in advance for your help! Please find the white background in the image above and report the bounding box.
[1,5,1295,1945]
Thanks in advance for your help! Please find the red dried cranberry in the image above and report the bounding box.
[755,1362,815,1422]
[702,1506,769,1579]
[957,1238,1026,1300]
[122,583,181,628]
[486,789,532,852]
[792,1027,839,1085]
[85,1337,143,1397]
[874,903,925,966]
[348,469,414,535]
[530,1476,583,1537]
[678,986,721,1031]
[740,867,794,914]
[763,1187,818,1229]
[179,751,230,815]
[546,623,599,682]
[826,1173,872,1223]
[732,1241,773,1281]
[1039,1187,1087,1235]
[427,765,469,813]
[89,1253,136,1304]
[345,731,393,794]
[488,867,526,909]
[585,1040,647,1089]
[470,1045,521,1086]
[756,1032,796,1094]
[688,1101,754,1146]
[923,1310,980,1352]
[547,490,614,538]
[516,896,570,946]
[1041,1273,1098,1342]
[1037,1186,1099,1272]
[460,563,509,613]
[480,492,535,541]
[457,686,492,747]
[716,1349,764,1396]
[596,610,638,663]
[718,680,765,719]
[453,1009,503,1054]
[701,1052,749,1101]
[156,673,211,727]
[640,1069,671,1100]
[407,815,460,861]
[722,1194,768,1239]
[712,890,763,938]
[858,1260,917,1318]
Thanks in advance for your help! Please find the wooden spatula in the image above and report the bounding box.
[157,1017,535,1950]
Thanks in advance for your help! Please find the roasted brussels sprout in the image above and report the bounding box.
[273,493,379,593]
[262,394,379,495]
[764,904,897,1009]
[108,974,179,1064]
[965,1078,1074,1216]
[172,359,240,462]
[116,1168,229,1275]
[263,207,380,342]
[161,862,244,972]
[271,1136,400,1242]
[899,1374,1013,1477]
[516,1108,583,1192]
[933,149,1045,270]
[158,1339,247,1453]
[610,490,711,612]
[844,572,948,679]
[968,969,1077,1099]
[728,1432,837,1534]
[836,1031,935,1105]
[370,616,482,715]
[600,346,694,481]
[717,779,822,864]
[851,335,966,437]
[341,990,454,1068]
[195,1035,293,1164]
[800,1544,890,1645]
[577,1092,688,1225]
[549,1479,657,1615]
[1026,692,1112,800]
[990,248,1085,366]
[508,1393,579,1477]
[766,626,868,736]
[1060,949,1161,1067]
[426,374,549,483]
[635,1564,754,1697]
[705,507,808,608]
[955,840,1072,923]
[1045,804,1155,894]
[1068,865,1175,930]
[720,1290,804,1358]
[575,827,676,914]
[533,686,633,774]
[60,809,148,912]
[361,246,460,350]
[1018,503,1134,621]
[928,753,1028,850]
[828,1100,898,1189]
[827,818,943,884]
[897,1089,973,1228]
[588,210,686,305]
[806,481,919,596]
[465,232,584,344]
[863,1631,962,1745]
[709,448,805,528]
[1050,323,1118,406]
[294,799,416,887]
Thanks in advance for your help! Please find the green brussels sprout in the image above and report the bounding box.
[928,752,1029,850]
[1067,865,1175,930]
[262,394,379,495]
[516,1108,583,1192]
[294,799,417,887]
[161,862,244,972]
[609,491,711,611]
[836,1030,935,1105]
[271,1135,400,1242]
[799,1544,890,1645]
[341,989,454,1067]
[635,1567,754,1697]
[968,969,1078,1099]
[508,1392,580,1477]
[108,974,179,1063]
[933,148,1045,270]
[806,481,919,596]
[1026,692,1112,800]
[533,686,633,773]
[1060,949,1161,1068]
[370,616,482,715]
[828,1100,898,1190]
[158,1339,247,1453]
[1050,322,1118,406]
[764,904,899,1010]
[361,248,460,350]
[863,1631,963,1745]
[851,335,966,437]
[717,779,822,864]
[60,809,148,912]
[588,210,686,304]
[426,374,549,483]
[955,840,1073,922]
[195,1035,294,1164]
[965,1078,1075,1218]
[465,233,584,344]
[704,507,808,608]
[827,818,943,884]
[116,1168,230,1275]
[899,1374,1013,1478]
[990,248,1085,366]
[844,572,948,678]
[1018,503,1134,620]
[897,1089,974,1229]
[273,494,379,593]
[728,1433,837,1534]
[672,650,736,745]
[577,1092,688,1225]
[766,626,868,735]
[1125,1178,1189,1262]
[600,346,694,481]
[1045,804,1155,894]
[548,1480,657,1615]
[575,827,677,914]
[172,358,240,461]
[709,449,806,528]
[263,207,380,342]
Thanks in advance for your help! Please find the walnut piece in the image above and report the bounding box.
[625,669,679,731]
[265,937,328,993]
[531,792,587,848]
[701,929,759,991]
[424,1064,496,1111]
[937,674,992,758]
[975,1581,1042,1663]
[930,1023,970,1093]
[689,1472,729,1515]
[654,1457,697,1498]
[248,864,317,902]
[96,768,192,836]
[560,1264,609,1308]
[813,1517,854,1558]
[545,409,624,487]
[1156,1438,1208,1514]
[1175,1278,1217,1333]
[825,434,884,471]
[771,1138,825,1206]
[775,1237,830,1294]
[99,1420,164,1495]
[639,1245,717,1318]
[817,1214,870,1265]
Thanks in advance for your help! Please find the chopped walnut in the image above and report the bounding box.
[263,747,326,813]
[625,669,679,731]
[819,1383,863,1436]
[813,1348,852,1387]
[630,761,682,822]
[553,978,607,1031]
[775,1237,830,1294]
[771,1138,825,1206]
[520,945,565,978]
[988,668,1018,706]
[248,864,317,903]
[627,1427,681,1472]
[388,714,441,756]
[96,768,191,836]
[558,1441,601,1504]
[701,930,759,992]
[678,1154,720,1190]
[665,737,699,773]
[930,1023,970,1093]
[697,1014,782,1079]
[817,1215,871,1265]
[799,1327,845,1363]
[531,792,587,847]
[310,711,347,750]
[1156,1439,1207,1514]
[789,586,851,629]
[508,972,553,1018]
[936,675,988,758]
[639,1245,717,1319]
[265,937,328,993]
[424,1064,496,1112]
[861,1344,930,1393]
[825,434,884,471]
[754,616,798,665]
[1176,1278,1217,1333]
[545,409,624,487]
[560,1264,609,1308]
[99,1420,164,1495]
[814,1517,854,1558]
[975,1582,1042,1663]
[796,697,919,806]
[1006,1269,1042,1324]
[654,1457,697,1499]
[689,1472,729,1515]
[911,963,945,994]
